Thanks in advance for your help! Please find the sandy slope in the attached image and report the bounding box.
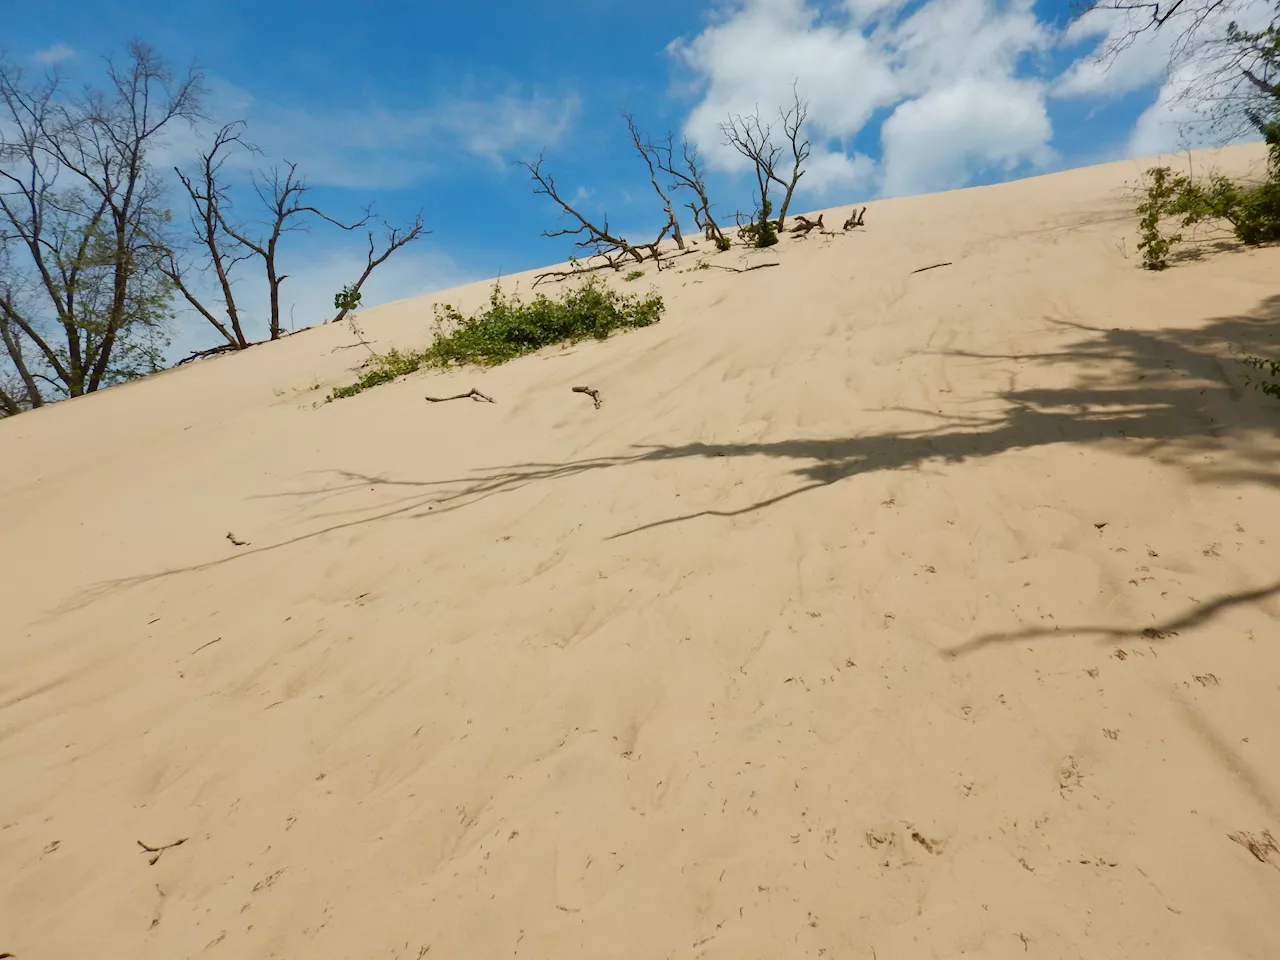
[2,143,1279,960]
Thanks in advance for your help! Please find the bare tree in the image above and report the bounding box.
[720,106,781,245]
[658,137,730,251]
[167,123,427,351]
[521,152,688,283]
[623,112,684,251]
[770,85,812,232]
[220,162,370,341]
[163,122,254,349]
[0,43,202,411]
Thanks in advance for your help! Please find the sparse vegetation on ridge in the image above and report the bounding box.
[328,275,663,401]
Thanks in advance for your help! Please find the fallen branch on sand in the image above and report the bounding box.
[572,385,602,409]
[226,532,249,547]
[842,207,867,230]
[910,262,952,275]
[138,838,187,866]
[425,388,495,404]
[704,262,780,274]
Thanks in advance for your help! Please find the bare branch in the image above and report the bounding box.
[518,152,643,266]
[623,113,684,251]
[328,213,428,326]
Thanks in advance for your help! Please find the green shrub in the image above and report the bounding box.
[623,269,645,282]
[1136,164,1280,269]
[328,275,663,400]
[738,198,779,249]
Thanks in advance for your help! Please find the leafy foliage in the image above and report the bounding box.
[334,284,364,313]
[1240,355,1280,400]
[329,275,664,400]
[623,270,645,282]
[1136,163,1280,270]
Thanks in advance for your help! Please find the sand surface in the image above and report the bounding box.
[2,144,1279,959]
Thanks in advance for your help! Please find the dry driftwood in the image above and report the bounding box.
[789,213,824,236]
[572,385,602,409]
[842,207,867,230]
[137,838,187,866]
[425,388,495,404]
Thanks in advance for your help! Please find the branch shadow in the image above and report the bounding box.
[58,294,1280,618]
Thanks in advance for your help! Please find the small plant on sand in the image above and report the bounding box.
[328,275,663,400]
[624,269,645,282]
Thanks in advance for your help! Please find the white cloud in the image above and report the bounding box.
[33,43,75,65]
[670,0,1055,198]
[880,76,1053,196]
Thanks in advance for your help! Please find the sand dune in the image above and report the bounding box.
[2,144,1279,959]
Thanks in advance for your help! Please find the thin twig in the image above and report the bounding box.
[191,637,223,655]
[424,388,495,404]
[226,532,249,547]
[572,385,602,409]
[704,262,781,273]
[910,262,953,275]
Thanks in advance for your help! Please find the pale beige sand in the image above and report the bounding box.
[2,143,1279,960]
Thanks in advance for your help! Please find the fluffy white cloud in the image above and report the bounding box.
[670,0,1055,198]
[880,76,1053,196]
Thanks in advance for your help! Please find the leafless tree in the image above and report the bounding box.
[0,43,202,412]
[166,123,427,351]
[1077,0,1278,138]
[521,152,687,283]
[623,112,684,251]
[720,107,781,235]
[163,122,254,349]
[658,137,730,250]
[771,85,812,232]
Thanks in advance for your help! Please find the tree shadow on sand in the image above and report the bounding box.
[61,294,1279,628]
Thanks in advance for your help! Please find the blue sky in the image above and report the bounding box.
[6,0,1255,354]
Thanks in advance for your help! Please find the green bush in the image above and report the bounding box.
[623,269,645,281]
[738,198,779,249]
[1136,164,1280,270]
[328,275,664,400]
